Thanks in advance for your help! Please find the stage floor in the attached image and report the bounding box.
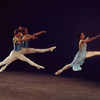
[0,71,100,100]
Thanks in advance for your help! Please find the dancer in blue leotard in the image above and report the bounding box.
[21,27,56,55]
[0,27,56,72]
[0,29,45,72]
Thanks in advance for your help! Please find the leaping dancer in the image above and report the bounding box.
[21,27,56,55]
[55,32,100,75]
[0,29,45,72]
[0,27,56,72]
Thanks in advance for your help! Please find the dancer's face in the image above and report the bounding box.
[24,28,28,34]
[80,33,85,39]
[15,32,22,38]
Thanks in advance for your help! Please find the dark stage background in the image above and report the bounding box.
[0,0,100,77]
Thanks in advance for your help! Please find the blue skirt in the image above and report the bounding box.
[69,51,87,71]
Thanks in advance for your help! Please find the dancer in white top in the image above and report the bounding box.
[0,29,45,72]
[55,32,100,75]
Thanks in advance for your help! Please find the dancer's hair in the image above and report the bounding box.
[77,32,82,39]
[19,26,23,32]
[21,27,28,35]
[21,27,27,32]
[14,29,21,34]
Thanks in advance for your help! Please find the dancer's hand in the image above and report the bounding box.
[32,31,47,37]
[40,31,47,34]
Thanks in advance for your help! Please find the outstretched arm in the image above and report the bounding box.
[20,36,33,42]
[32,31,47,37]
[82,35,100,43]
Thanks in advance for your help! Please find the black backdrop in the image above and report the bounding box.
[0,0,100,76]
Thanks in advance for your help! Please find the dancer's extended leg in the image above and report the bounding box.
[86,51,100,58]
[0,58,17,72]
[18,54,45,69]
[22,46,56,55]
[55,64,72,75]
[0,51,16,66]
